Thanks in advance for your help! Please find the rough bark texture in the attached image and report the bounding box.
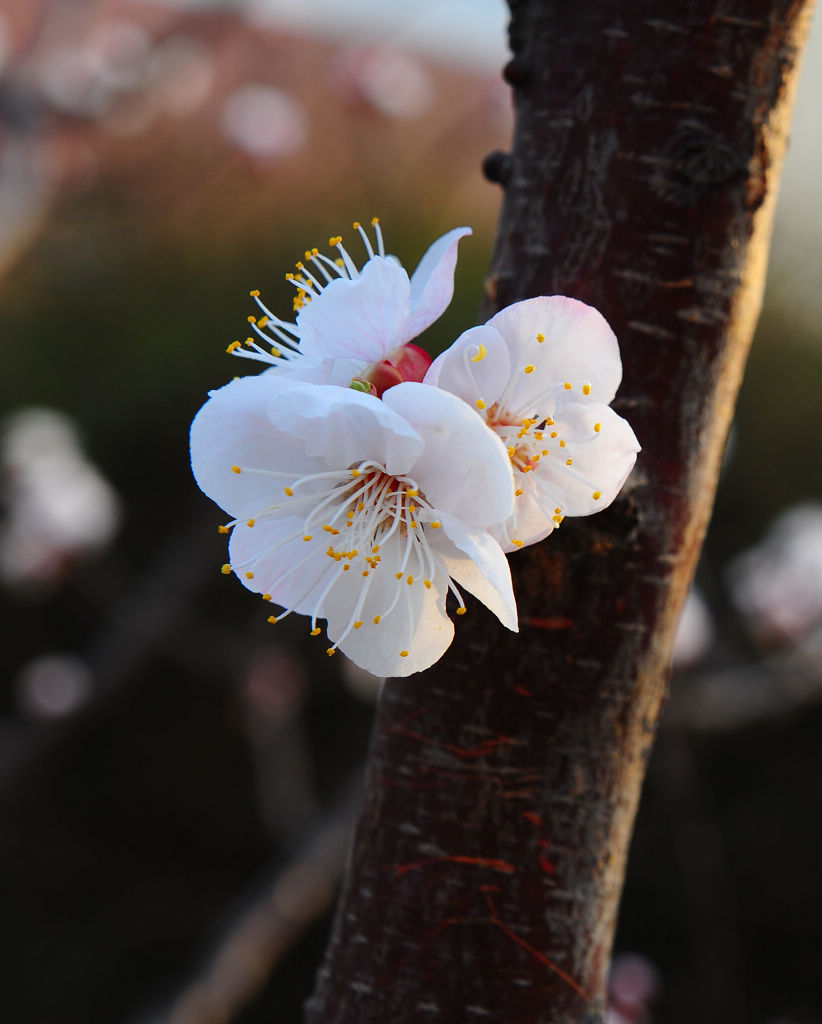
[305,3,814,1022]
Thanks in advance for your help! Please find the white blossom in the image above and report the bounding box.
[229,219,471,391]
[190,374,517,677]
[425,296,640,552]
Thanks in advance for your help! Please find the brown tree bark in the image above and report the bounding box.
[305,3,815,1022]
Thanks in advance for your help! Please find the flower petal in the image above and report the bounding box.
[488,296,623,411]
[504,402,640,549]
[435,514,518,631]
[324,530,455,677]
[382,382,514,528]
[296,257,410,362]
[266,382,424,476]
[424,324,510,409]
[190,375,311,519]
[401,227,472,343]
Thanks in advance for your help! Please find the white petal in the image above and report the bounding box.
[382,382,514,528]
[506,402,640,549]
[190,375,312,519]
[323,530,455,677]
[402,227,472,343]
[266,382,423,476]
[423,324,510,409]
[296,257,410,362]
[228,516,335,612]
[492,490,556,554]
[435,514,518,631]
[488,296,623,411]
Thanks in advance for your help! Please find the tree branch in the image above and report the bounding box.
[305,3,815,1022]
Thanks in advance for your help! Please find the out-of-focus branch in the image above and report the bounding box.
[130,774,362,1024]
[306,3,816,1023]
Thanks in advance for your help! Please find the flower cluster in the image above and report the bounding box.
[190,220,639,677]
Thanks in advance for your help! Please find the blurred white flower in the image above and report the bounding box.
[220,85,308,161]
[728,503,822,645]
[672,586,714,670]
[0,408,120,588]
[14,653,93,719]
[331,46,434,119]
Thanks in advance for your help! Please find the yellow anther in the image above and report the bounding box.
[226,341,242,354]
[514,489,523,496]
[551,431,558,438]
[271,347,281,357]
[395,572,403,580]
[245,571,254,580]
[247,315,256,324]
[346,510,354,520]
[218,525,230,534]
[221,563,232,574]
[470,344,487,363]
[268,615,278,624]
[362,570,369,577]
[534,431,543,440]
[232,465,241,474]
[542,449,550,456]
[583,384,591,395]
[295,261,304,270]
[406,489,419,497]
[284,486,294,496]
[553,515,564,525]
[247,519,256,527]
[424,579,432,589]
[559,440,566,448]
[545,417,554,426]
[245,337,255,346]
[399,650,409,658]
[566,458,573,466]
[285,272,294,280]
[373,544,381,552]
[311,627,321,636]
[508,446,516,457]
[524,365,536,374]
[564,382,572,390]
[249,289,260,297]
[593,490,602,500]
[358,502,365,511]
[430,521,441,529]
[536,333,545,343]
[594,422,602,432]
[263,593,272,601]
[326,648,336,657]
[351,468,361,477]
[407,575,414,585]
[329,236,342,246]
[410,520,418,528]
[354,621,363,630]
[456,607,467,616]
[476,399,486,410]
[343,564,350,571]
[352,221,360,229]
[303,534,313,541]
[512,539,524,548]
[554,507,561,514]
[373,615,381,624]
[258,315,269,328]
[371,216,380,226]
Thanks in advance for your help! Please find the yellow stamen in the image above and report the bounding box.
[311,627,321,636]
[593,490,602,500]
[536,333,545,343]
[221,563,232,574]
[583,384,591,395]
[470,344,487,363]
[476,399,486,410]
[249,289,260,297]
[268,615,278,624]
[284,486,294,496]
[353,621,363,630]
[594,422,602,432]
[430,521,441,529]
[218,525,230,534]
[245,571,254,580]
[231,465,241,474]
[399,650,409,658]
[373,615,381,624]
[564,382,572,390]
[524,365,535,374]
[456,607,467,616]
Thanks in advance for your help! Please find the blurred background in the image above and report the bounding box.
[0,2,820,1023]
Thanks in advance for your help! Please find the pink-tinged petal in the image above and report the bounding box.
[190,375,312,519]
[401,227,472,343]
[324,531,454,677]
[266,382,423,476]
[296,257,410,362]
[434,514,518,631]
[383,382,514,528]
[424,324,510,410]
[505,403,640,550]
[488,296,623,411]
[268,356,364,387]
